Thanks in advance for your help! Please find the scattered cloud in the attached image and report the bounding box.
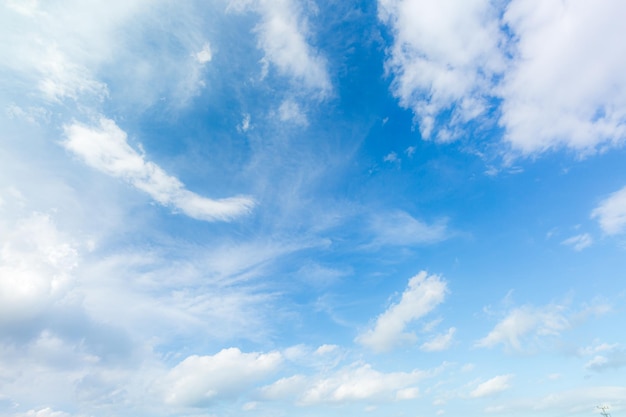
[379,0,626,155]
[500,0,626,154]
[261,363,434,405]
[420,327,456,352]
[470,374,514,398]
[229,0,331,95]
[591,186,626,235]
[561,233,593,251]
[163,348,282,407]
[476,304,569,351]
[63,117,255,222]
[357,271,448,352]
[580,342,626,372]
[378,0,504,140]
[383,152,399,163]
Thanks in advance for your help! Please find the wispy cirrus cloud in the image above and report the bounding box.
[63,117,255,222]
[561,233,593,251]
[356,271,448,352]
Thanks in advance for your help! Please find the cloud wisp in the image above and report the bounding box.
[63,118,255,222]
[591,185,626,235]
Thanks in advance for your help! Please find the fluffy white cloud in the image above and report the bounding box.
[476,304,569,351]
[420,327,456,352]
[20,408,72,417]
[378,0,504,140]
[261,363,431,405]
[591,186,626,235]
[63,117,255,222]
[0,212,78,324]
[379,0,626,154]
[561,233,593,251]
[357,271,448,352]
[368,211,448,247]
[163,348,282,407]
[500,0,626,154]
[229,0,330,95]
[470,374,514,398]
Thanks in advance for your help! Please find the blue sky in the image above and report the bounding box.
[1,1,626,416]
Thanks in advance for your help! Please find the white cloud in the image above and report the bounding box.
[500,0,626,154]
[278,99,308,126]
[581,343,626,372]
[0,212,78,324]
[262,363,432,405]
[378,0,504,140]
[163,348,282,407]
[420,327,456,352]
[476,304,569,351]
[383,152,399,163]
[229,0,330,95]
[591,186,626,235]
[368,211,448,247]
[20,408,72,417]
[63,117,255,222]
[194,43,213,64]
[379,0,626,155]
[470,374,514,398]
[561,233,593,251]
[357,271,448,352]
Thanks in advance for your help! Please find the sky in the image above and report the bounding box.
[1,0,626,417]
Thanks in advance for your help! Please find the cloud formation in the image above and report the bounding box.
[561,233,593,251]
[591,185,626,234]
[378,0,626,154]
[63,118,255,222]
[470,374,513,398]
[476,304,569,351]
[357,271,448,352]
[163,348,282,407]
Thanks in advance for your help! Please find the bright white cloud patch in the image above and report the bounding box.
[378,0,504,140]
[262,363,431,405]
[420,327,456,352]
[561,233,593,251]
[163,348,282,406]
[591,186,626,235]
[357,271,448,352]
[378,0,626,154]
[63,118,255,222]
[476,304,569,351]
[500,0,626,154]
[470,374,513,398]
[0,212,78,323]
[194,43,213,64]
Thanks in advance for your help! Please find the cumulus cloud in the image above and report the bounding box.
[63,117,255,222]
[470,374,513,398]
[378,0,504,140]
[357,271,448,352]
[561,233,593,251]
[420,327,456,352]
[368,211,448,247]
[476,304,569,351]
[378,0,626,154]
[163,348,282,407]
[261,363,432,405]
[591,186,626,235]
[500,0,626,154]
